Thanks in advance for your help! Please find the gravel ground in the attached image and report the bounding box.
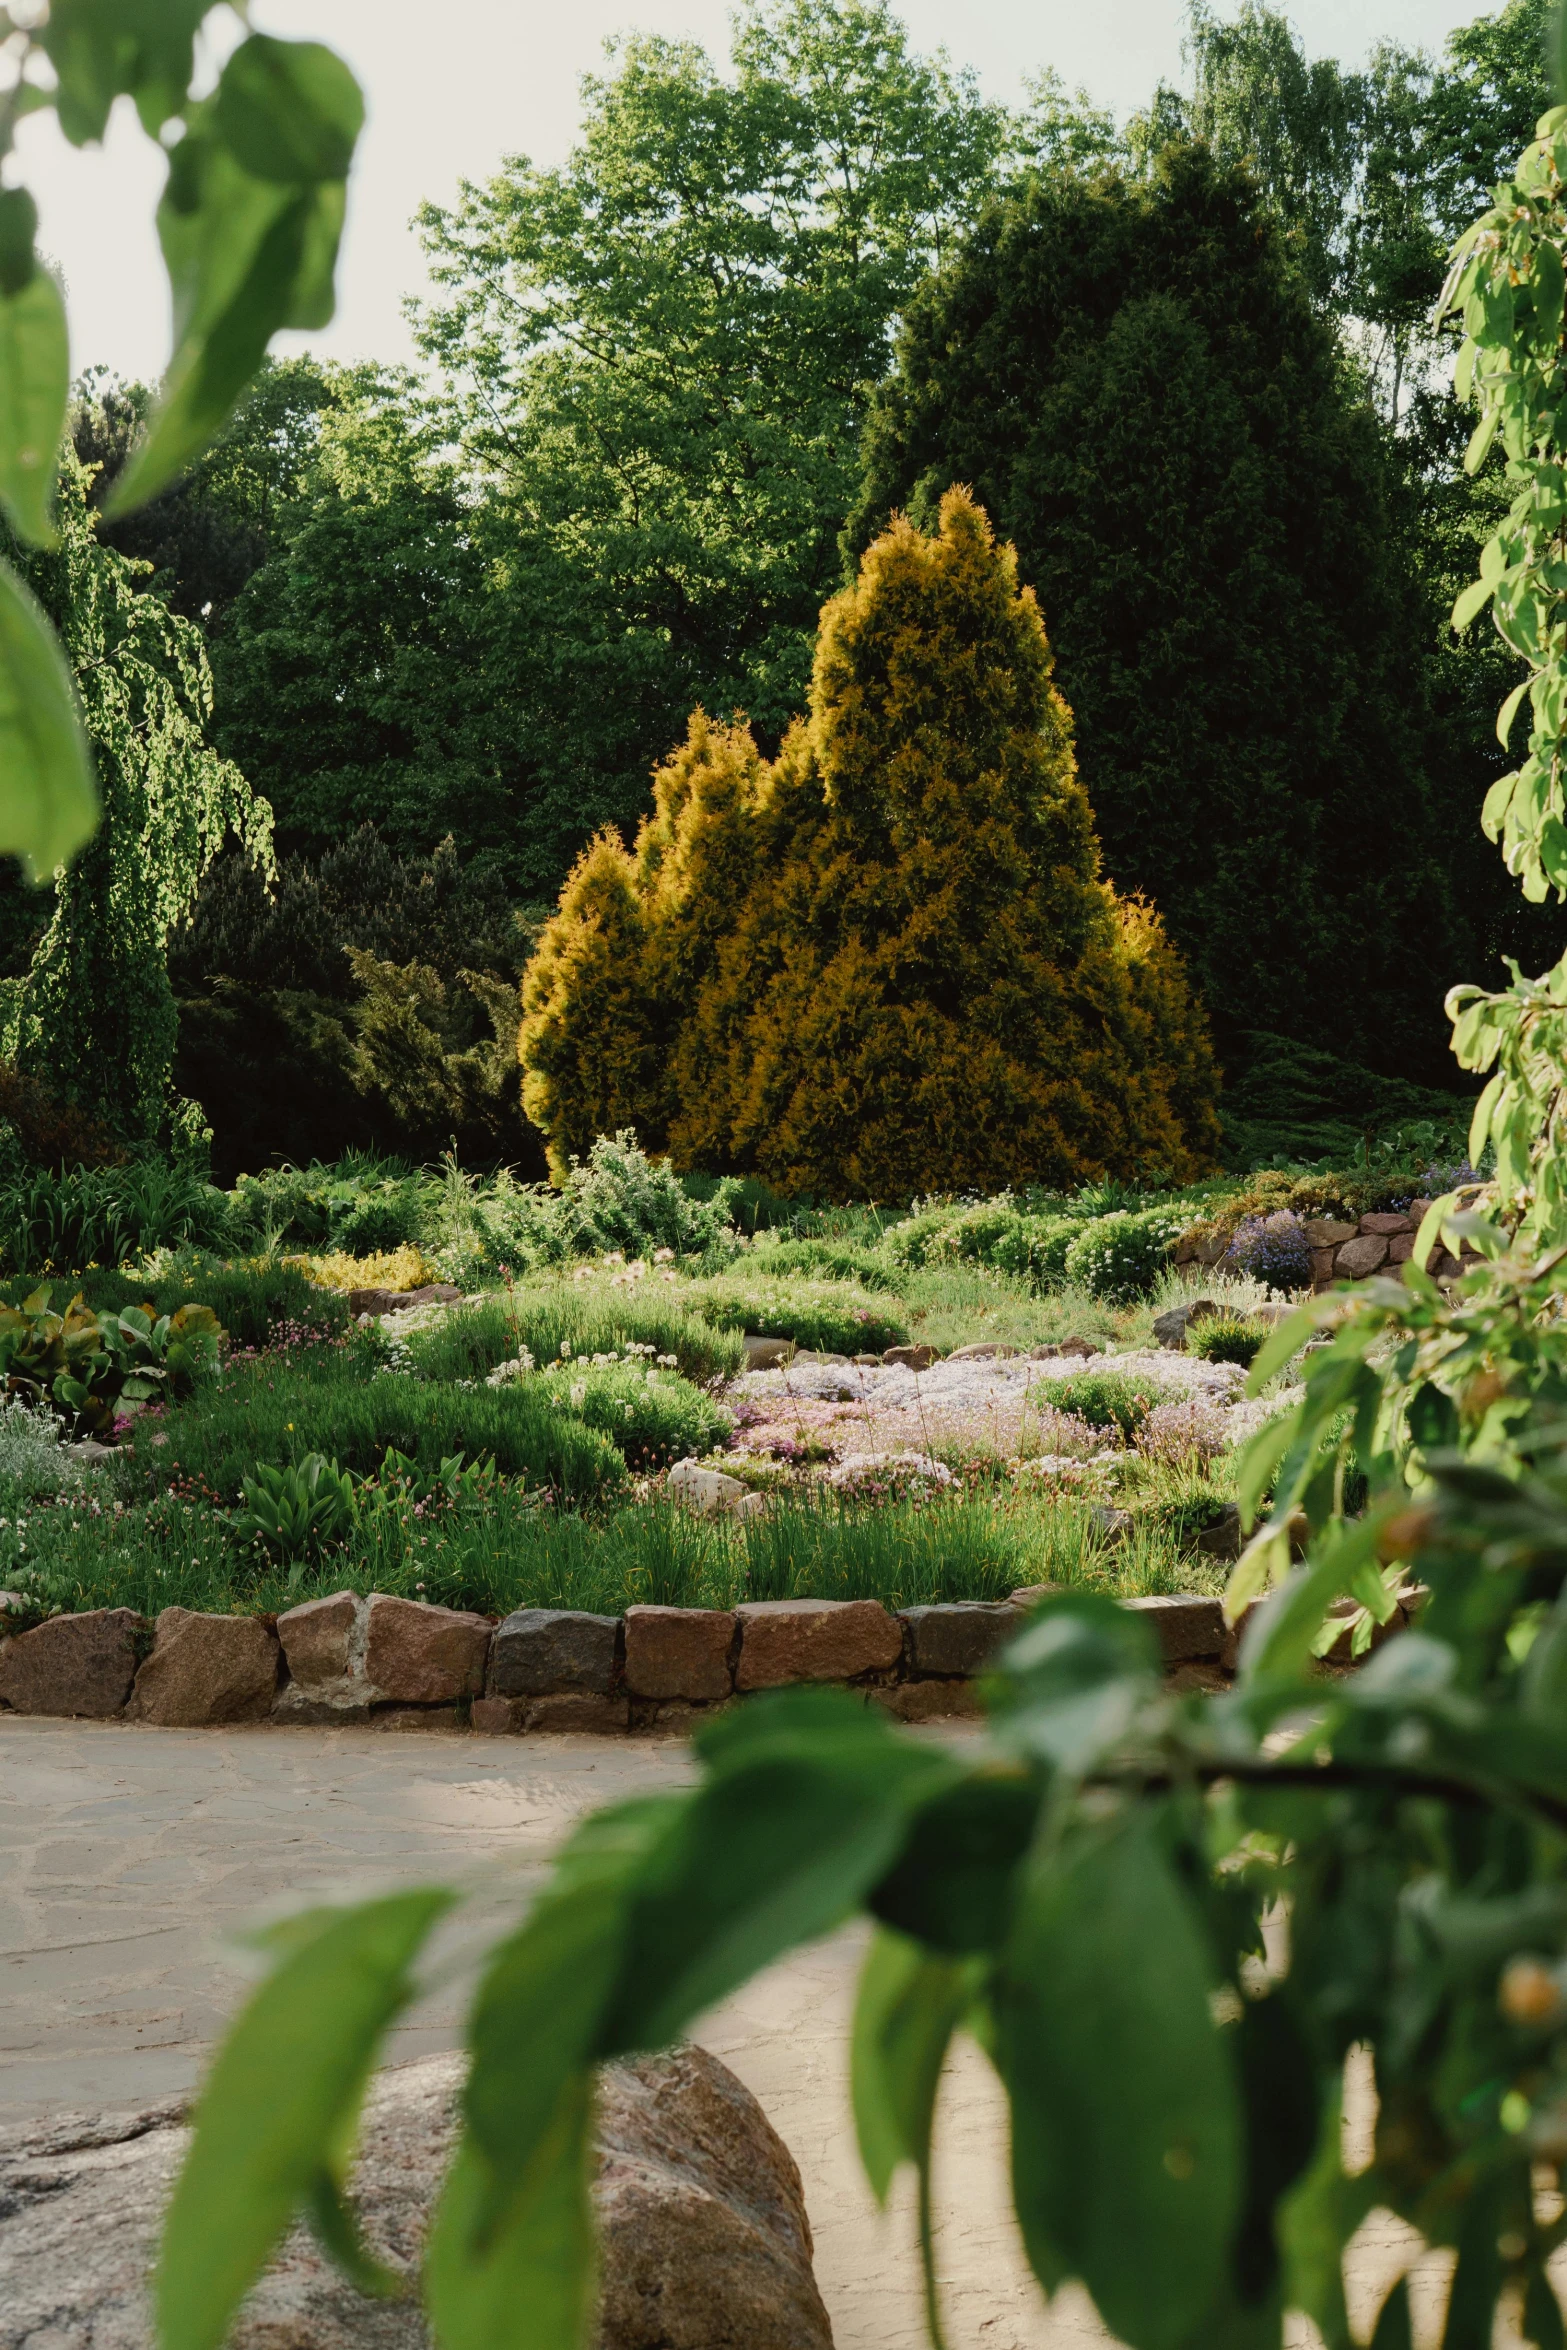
[730,1349,1285,1463]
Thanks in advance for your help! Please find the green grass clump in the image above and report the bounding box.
[1187,1313,1266,1369]
[1047,1369,1160,1443]
[525,1360,732,1470]
[675,1275,909,1353]
[900,1263,1117,1354]
[403,1288,744,1387]
[0,1470,1231,1625]
[741,1234,902,1288]
[130,1355,625,1503]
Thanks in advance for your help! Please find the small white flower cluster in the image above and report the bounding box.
[571,1247,681,1287]
[377,1329,417,1378]
[484,1348,538,1388]
[0,1397,77,1497]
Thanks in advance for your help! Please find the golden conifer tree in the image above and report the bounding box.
[521,488,1221,1195]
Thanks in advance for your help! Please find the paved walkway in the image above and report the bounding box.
[0,1715,1058,2350]
[0,1716,1510,2350]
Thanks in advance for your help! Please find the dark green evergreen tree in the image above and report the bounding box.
[848,145,1473,1082]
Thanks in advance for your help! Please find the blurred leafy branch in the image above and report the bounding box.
[0,0,362,879]
[143,20,1567,2350]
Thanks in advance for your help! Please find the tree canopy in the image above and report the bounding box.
[522,489,1220,1197]
[848,146,1482,1083]
[4,462,269,1144]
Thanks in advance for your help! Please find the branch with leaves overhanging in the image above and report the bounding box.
[154,1497,1567,2350]
[1438,95,1567,1249]
[0,1,362,880]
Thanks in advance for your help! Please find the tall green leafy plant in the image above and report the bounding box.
[3,461,271,1141]
[0,3,362,880]
[155,1538,1567,2350]
[1436,93,1567,1243]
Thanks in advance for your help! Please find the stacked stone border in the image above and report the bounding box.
[0,1581,1425,1732]
[1175,1199,1484,1291]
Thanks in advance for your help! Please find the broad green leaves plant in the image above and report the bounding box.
[158,1559,1567,2350]
[234,1451,356,1559]
[0,1278,223,1434]
[0,4,362,879]
[1440,97,1567,1244]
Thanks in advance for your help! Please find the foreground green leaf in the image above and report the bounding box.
[425,2076,597,2350]
[214,35,364,185]
[0,557,96,879]
[109,67,359,518]
[156,1888,454,2350]
[42,0,210,143]
[998,1805,1242,2350]
[853,1929,977,2350]
[600,1690,961,2051]
[461,1798,675,2240]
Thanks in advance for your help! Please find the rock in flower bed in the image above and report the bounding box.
[732,1347,1269,1468]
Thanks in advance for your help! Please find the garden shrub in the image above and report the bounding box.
[1062,1208,1183,1302]
[1186,1313,1265,1369]
[1046,1368,1158,1442]
[1223,1210,1312,1294]
[284,1244,435,1296]
[995,1213,1079,1287]
[526,1360,732,1470]
[170,830,538,1182]
[881,1204,966,1270]
[520,489,1222,1198]
[675,1276,909,1354]
[741,1234,900,1288]
[552,1132,740,1261]
[0,1061,125,1172]
[678,1171,798,1234]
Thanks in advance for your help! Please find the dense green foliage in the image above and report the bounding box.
[37,0,1546,1154]
[522,491,1221,1196]
[848,147,1476,1080]
[166,828,532,1180]
[6,464,269,1143]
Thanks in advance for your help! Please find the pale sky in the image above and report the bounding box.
[13,0,1509,387]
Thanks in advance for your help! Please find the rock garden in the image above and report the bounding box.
[0,1134,1465,1732]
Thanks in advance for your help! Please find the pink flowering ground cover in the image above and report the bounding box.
[729,1383,1107,1468]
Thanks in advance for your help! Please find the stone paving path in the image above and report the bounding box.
[0,1715,1057,2350]
[0,1716,1518,2350]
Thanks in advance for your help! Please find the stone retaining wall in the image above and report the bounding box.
[1175,1199,1484,1291]
[0,1581,1419,1731]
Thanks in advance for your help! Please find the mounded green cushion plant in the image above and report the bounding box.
[1063,1209,1183,1303]
[525,1361,732,1471]
[1187,1313,1265,1369]
[1046,1368,1159,1442]
[403,1289,745,1387]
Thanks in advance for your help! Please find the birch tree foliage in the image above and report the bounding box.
[0,1,362,880]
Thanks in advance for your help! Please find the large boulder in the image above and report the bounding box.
[0,2049,832,2350]
[0,1607,143,1717]
[489,1607,620,1697]
[127,1609,279,1727]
